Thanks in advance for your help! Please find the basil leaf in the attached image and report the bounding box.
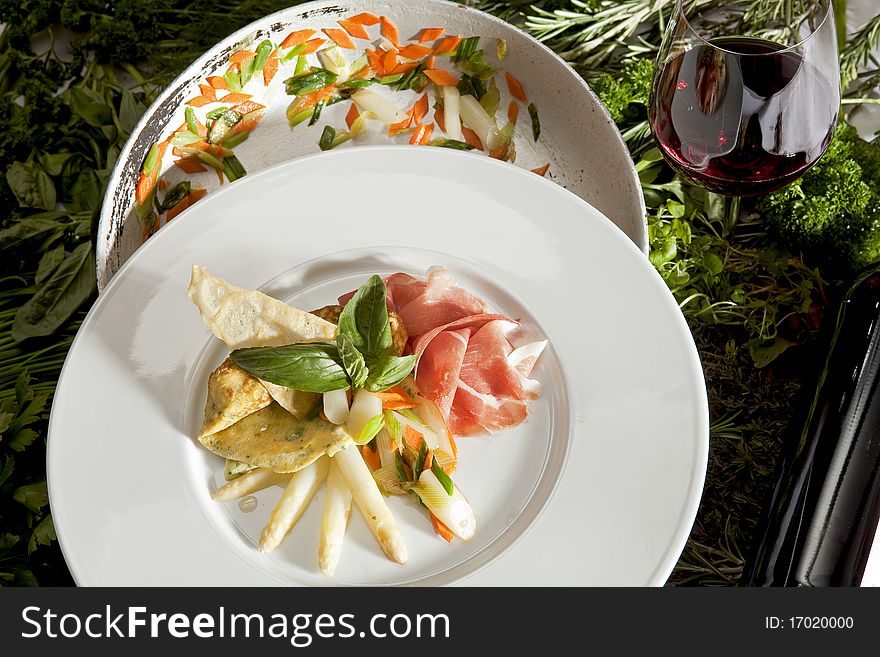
[337,332,368,388]
[38,153,74,176]
[338,275,393,364]
[12,242,96,342]
[0,212,67,254]
[66,168,102,214]
[364,354,417,392]
[63,87,112,127]
[35,245,65,285]
[7,162,56,210]
[230,342,349,393]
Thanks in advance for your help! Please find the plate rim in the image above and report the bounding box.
[95,0,648,291]
[53,145,706,586]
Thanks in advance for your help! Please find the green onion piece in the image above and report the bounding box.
[396,408,426,427]
[528,102,540,141]
[430,138,474,150]
[394,452,410,483]
[338,79,373,89]
[377,73,404,85]
[221,130,251,149]
[142,143,160,176]
[222,154,247,181]
[223,69,242,93]
[308,99,325,126]
[329,129,351,149]
[288,107,313,128]
[431,461,454,496]
[284,68,338,95]
[479,80,500,117]
[157,181,191,212]
[207,109,241,145]
[254,40,273,71]
[397,62,425,91]
[356,414,385,445]
[384,410,402,442]
[412,440,429,477]
[196,151,224,171]
[496,38,507,61]
[319,125,336,151]
[205,106,228,120]
[185,106,199,135]
[454,36,480,63]
[171,131,201,147]
[239,56,255,87]
[294,54,309,75]
[410,74,428,93]
[280,43,307,64]
[457,74,484,100]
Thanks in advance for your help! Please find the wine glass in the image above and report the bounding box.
[648,0,840,224]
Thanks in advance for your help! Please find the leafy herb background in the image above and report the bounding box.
[1,0,879,586]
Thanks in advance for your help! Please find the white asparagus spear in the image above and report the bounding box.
[318,459,353,576]
[212,467,289,501]
[259,457,329,553]
[334,441,408,564]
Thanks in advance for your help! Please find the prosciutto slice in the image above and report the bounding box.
[340,268,546,436]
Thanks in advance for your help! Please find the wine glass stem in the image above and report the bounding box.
[725,195,742,234]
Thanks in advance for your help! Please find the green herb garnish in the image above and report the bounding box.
[230,341,349,393]
[284,68,337,95]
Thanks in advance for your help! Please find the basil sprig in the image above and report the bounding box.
[231,275,416,394]
[229,341,348,393]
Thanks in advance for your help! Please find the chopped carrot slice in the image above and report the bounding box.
[403,425,424,452]
[206,76,228,90]
[410,122,434,145]
[226,61,240,73]
[280,29,315,49]
[228,108,266,136]
[171,146,184,158]
[388,108,413,137]
[390,61,419,76]
[190,188,207,202]
[381,49,397,76]
[338,18,370,40]
[349,63,373,79]
[227,50,256,64]
[135,142,168,205]
[508,100,519,125]
[348,12,380,26]
[424,69,459,86]
[199,84,216,101]
[185,95,212,107]
[166,188,208,221]
[462,126,483,150]
[218,92,252,104]
[425,55,435,70]
[418,27,445,43]
[345,103,360,130]
[489,142,508,160]
[423,449,434,473]
[300,38,325,55]
[173,158,207,174]
[323,27,356,50]
[380,16,400,47]
[230,100,265,115]
[434,107,445,132]
[262,51,278,85]
[433,36,461,54]
[398,44,432,60]
[378,386,418,409]
[431,513,455,542]
[505,72,528,103]
[360,444,381,472]
[366,48,382,72]
[412,93,429,123]
[531,163,551,177]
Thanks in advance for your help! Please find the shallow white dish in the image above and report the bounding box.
[96,0,646,289]
[50,147,707,586]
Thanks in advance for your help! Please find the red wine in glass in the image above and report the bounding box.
[650,36,839,196]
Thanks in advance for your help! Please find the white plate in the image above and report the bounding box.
[49,147,707,586]
[96,0,646,289]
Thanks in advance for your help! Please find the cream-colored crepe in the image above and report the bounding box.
[200,403,349,473]
[188,265,334,418]
[199,358,273,439]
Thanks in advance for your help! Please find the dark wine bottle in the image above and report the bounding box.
[743,265,880,586]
